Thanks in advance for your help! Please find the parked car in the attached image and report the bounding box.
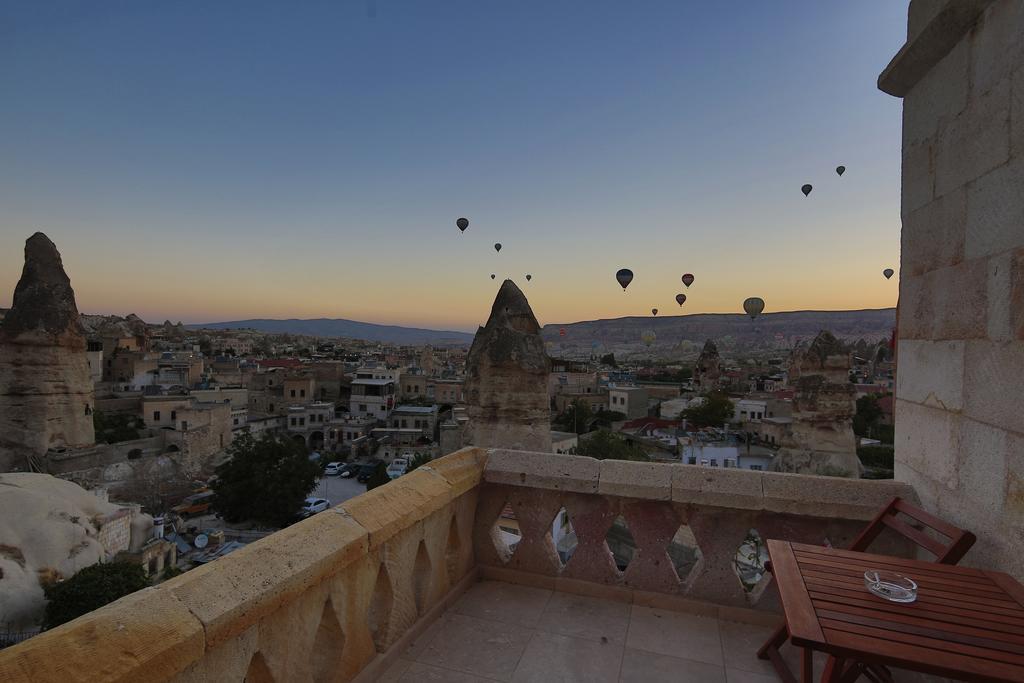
[300,497,329,517]
[386,457,409,480]
[356,460,384,483]
[338,463,360,478]
[324,462,343,476]
[171,490,216,518]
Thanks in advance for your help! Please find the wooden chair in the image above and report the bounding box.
[756,497,976,683]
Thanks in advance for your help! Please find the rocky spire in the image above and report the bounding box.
[0,233,95,470]
[464,280,551,452]
[772,330,860,477]
[0,232,86,348]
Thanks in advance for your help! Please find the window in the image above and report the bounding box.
[359,404,367,412]
[269,403,274,412]
[290,389,296,397]
[290,418,296,426]
[181,421,188,430]
[401,419,408,428]
[233,418,239,426]
[171,410,177,421]
[299,418,305,426]
[153,411,161,421]
[300,389,306,397]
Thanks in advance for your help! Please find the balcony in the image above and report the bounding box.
[0,447,927,683]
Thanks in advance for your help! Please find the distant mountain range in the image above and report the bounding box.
[541,308,896,356]
[187,318,475,345]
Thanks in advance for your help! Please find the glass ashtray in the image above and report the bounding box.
[864,569,917,603]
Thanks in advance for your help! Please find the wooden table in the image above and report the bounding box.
[767,540,1024,683]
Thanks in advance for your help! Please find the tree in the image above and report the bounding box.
[405,452,433,472]
[365,461,391,490]
[574,430,650,462]
[853,394,885,437]
[43,562,149,629]
[93,411,143,444]
[210,432,321,528]
[593,409,627,429]
[554,399,595,435]
[680,392,735,429]
[600,353,617,367]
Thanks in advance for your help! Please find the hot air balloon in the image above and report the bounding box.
[651,308,658,316]
[801,184,813,197]
[490,274,496,280]
[641,330,656,348]
[682,273,694,287]
[743,297,765,320]
[836,166,846,177]
[456,217,469,232]
[526,274,532,281]
[883,268,894,280]
[675,293,686,306]
[615,268,634,291]
[494,243,502,253]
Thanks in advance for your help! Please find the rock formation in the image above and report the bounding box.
[771,331,860,477]
[0,472,152,628]
[0,233,95,471]
[693,340,722,391]
[464,280,551,452]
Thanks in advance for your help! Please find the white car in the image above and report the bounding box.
[324,462,343,476]
[386,457,409,480]
[301,497,329,517]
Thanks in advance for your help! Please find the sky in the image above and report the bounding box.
[0,1,909,332]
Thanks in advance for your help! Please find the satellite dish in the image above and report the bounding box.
[194,534,209,549]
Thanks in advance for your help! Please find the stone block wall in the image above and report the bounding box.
[0,448,485,683]
[880,0,1024,578]
[475,451,916,612]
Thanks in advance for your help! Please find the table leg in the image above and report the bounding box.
[801,647,813,682]
[820,655,846,683]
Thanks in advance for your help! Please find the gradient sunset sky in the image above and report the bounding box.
[0,1,908,332]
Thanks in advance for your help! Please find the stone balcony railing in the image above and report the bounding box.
[0,448,915,682]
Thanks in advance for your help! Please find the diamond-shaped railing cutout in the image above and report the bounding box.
[244,651,275,683]
[444,514,461,583]
[489,500,521,565]
[310,597,345,681]
[367,563,394,652]
[413,539,432,616]
[734,528,771,597]
[552,506,578,567]
[605,515,636,572]
[667,524,703,584]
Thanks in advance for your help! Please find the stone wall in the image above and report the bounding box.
[879,0,1024,578]
[0,448,484,683]
[476,451,915,611]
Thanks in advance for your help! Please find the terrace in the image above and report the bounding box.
[2,1,1023,681]
[0,448,928,682]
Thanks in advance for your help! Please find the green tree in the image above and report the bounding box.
[593,409,627,428]
[43,562,149,629]
[680,392,735,428]
[600,353,617,368]
[365,461,391,490]
[93,411,143,444]
[210,432,321,527]
[853,394,885,437]
[574,430,650,462]
[406,452,433,472]
[554,399,595,435]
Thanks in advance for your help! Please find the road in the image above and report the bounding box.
[310,474,367,507]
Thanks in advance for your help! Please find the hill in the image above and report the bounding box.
[187,318,474,346]
[542,308,896,357]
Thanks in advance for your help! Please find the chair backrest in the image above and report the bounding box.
[846,497,976,565]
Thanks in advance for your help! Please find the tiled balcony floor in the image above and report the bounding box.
[379,580,951,683]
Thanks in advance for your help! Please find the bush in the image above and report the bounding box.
[857,445,894,469]
[364,461,391,490]
[573,430,650,462]
[93,411,143,444]
[43,562,149,629]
